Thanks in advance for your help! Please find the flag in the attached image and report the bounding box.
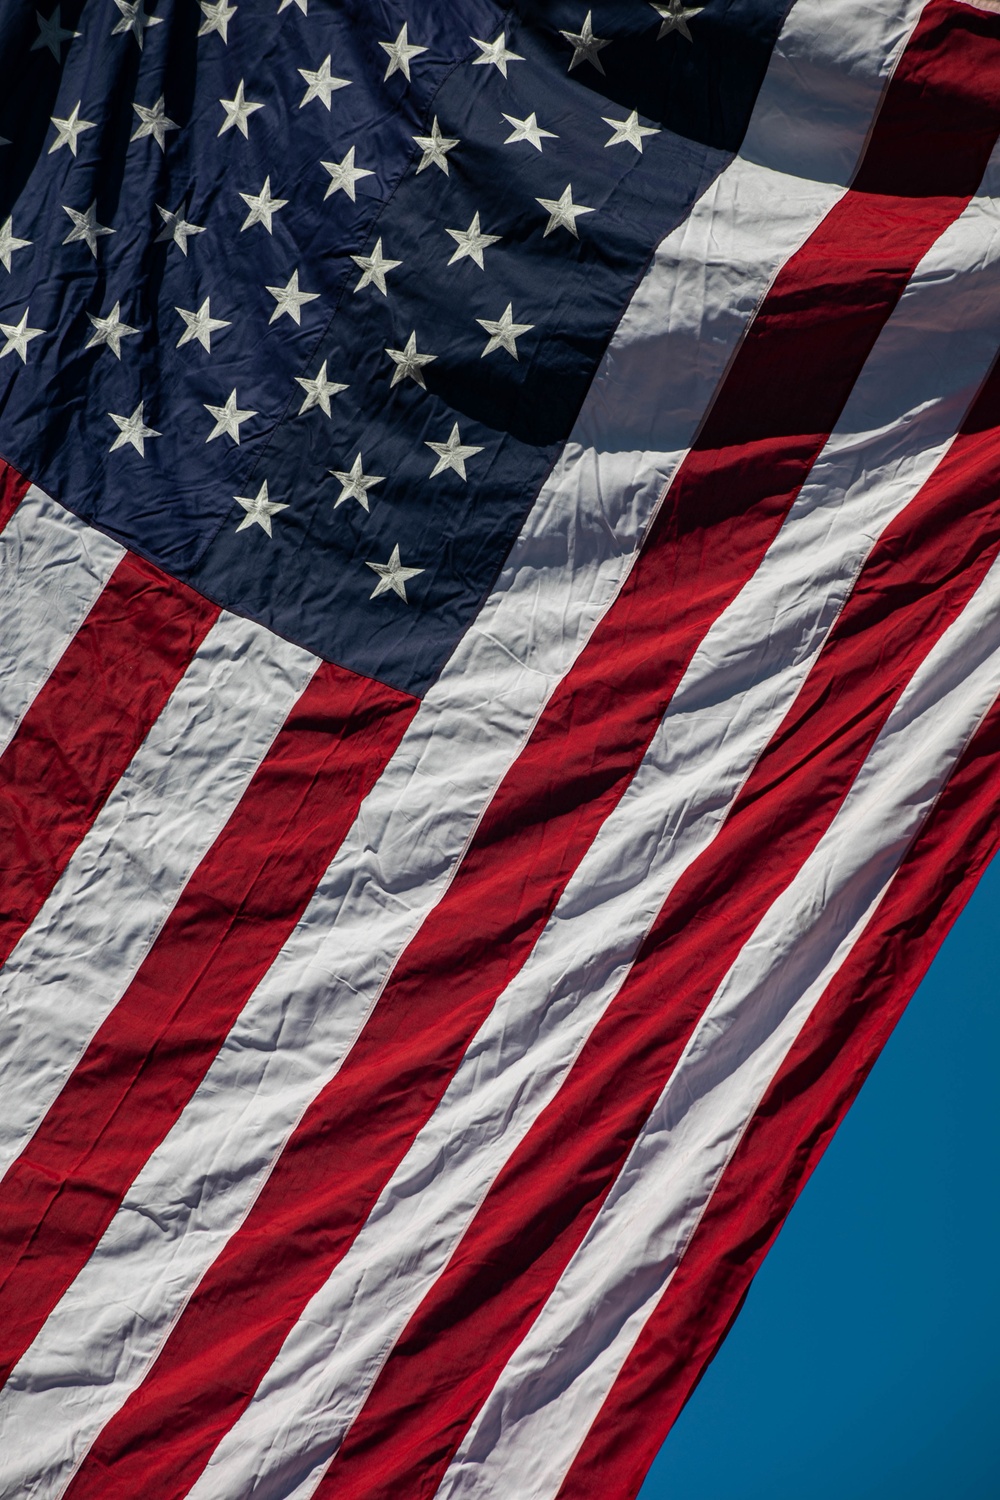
[2,0,1000,1496]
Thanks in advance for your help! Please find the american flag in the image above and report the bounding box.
[2,0,1000,1494]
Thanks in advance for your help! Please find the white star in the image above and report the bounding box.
[295,359,347,416]
[477,302,533,360]
[32,5,79,60]
[86,301,139,358]
[330,453,384,511]
[0,217,31,272]
[131,96,179,151]
[446,211,500,270]
[471,31,524,77]
[413,116,459,175]
[49,101,96,156]
[198,0,236,41]
[385,330,436,389]
[321,146,374,202]
[240,176,288,232]
[176,297,230,352]
[108,401,160,456]
[299,56,350,109]
[603,110,660,152]
[111,0,163,49]
[219,80,264,138]
[156,204,206,256]
[366,544,423,602]
[267,268,319,324]
[502,111,557,151]
[0,308,44,363]
[379,23,426,82]
[351,238,401,295]
[650,0,704,41]
[426,423,484,481]
[204,388,257,444]
[62,201,114,257]
[235,479,286,536]
[277,0,307,11]
[560,11,611,73]
[536,183,595,238]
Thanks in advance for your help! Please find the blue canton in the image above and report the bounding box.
[0,0,791,695]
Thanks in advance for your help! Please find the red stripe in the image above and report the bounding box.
[0,660,417,1386]
[0,458,29,534]
[0,552,218,967]
[308,354,1000,1500]
[62,6,1000,1494]
[554,661,1000,1500]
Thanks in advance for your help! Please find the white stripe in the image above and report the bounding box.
[0,486,123,761]
[0,609,320,1178]
[738,0,923,188]
[437,544,1000,1500]
[184,148,1000,1500]
[0,4,917,1491]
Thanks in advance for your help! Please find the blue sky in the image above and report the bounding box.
[640,854,1000,1499]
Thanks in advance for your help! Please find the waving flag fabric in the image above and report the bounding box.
[3,0,1000,1496]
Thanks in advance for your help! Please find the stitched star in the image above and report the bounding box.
[0,216,32,271]
[330,453,384,511]
[321,146,374,202]
[219,80,264,137]
[240,176,288,232]
[351,238,401,295]
[366,544,423,602]
[603,110,660,152]
[446,211,500,270]
[385,330,436,388]
[380,23,426,81]
[49,102,96,156]
[0,308,44,362]
[156,204,206,256]
[131,96,179,151]
[502,112,557,151]
[470,31,523,77]
[477,303,533,360]
[299,55,351,109]
[198,0,237,41]
[111,0,163,49]
[32,5,79,60]
[86,301,139,358]
[650,0,704,41]
[560,11,610,73]
[235,479,286,536]
[108,401,160,456]
[295,359,347,416]
[267,269,319,324]
[536,183,595,238]
[426,423,484,481]
[204,389,257,444]
[175,297,230,352]
[62,202,114,257]
[413,116,459,175]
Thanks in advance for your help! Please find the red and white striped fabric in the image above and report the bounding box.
[5,1,1000,1496]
